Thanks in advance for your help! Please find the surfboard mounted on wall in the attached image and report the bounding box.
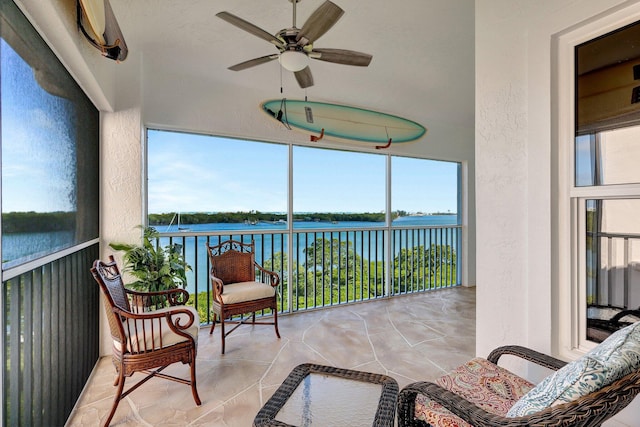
[77,0,128,61]
[261,99,427,148]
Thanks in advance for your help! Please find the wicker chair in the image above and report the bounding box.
[206,239,280,354]
[587,305,640,343]
[90,256,201,427]
[398,345,640,427]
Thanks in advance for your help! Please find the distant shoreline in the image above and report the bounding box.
[148,211,457,226]
[0,211,457,234]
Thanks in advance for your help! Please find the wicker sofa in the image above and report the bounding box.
[398,322,640,427]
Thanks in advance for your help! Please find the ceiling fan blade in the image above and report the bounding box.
[216,11,284,48]
[311,48,372,66]
[294,66,314,88]
[228,54,279,71]
[296,1,344,46]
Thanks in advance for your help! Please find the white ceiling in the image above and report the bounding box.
[104,0,475,148]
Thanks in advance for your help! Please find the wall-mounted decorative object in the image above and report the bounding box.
[262,99,427,147]
[77,0,128,61]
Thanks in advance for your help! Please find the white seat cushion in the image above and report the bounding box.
[115,305,200,353]
[220,281,276,304]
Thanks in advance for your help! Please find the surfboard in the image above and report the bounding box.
[261,99,427,145]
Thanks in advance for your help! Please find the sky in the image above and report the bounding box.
[1,37,458,216]
[2,39,77,213]
[147,129,460,214]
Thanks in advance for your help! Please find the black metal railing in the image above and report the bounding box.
[2,242,99,427]
[156,224,462,323]
[0,225,461,426]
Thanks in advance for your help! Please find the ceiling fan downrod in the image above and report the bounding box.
[290,0,301,28]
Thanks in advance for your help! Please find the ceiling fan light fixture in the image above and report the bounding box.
[279,50,308,71]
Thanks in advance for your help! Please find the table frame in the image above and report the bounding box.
[254,363,399,427]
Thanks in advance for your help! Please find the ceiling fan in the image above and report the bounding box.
[216,0,372,89]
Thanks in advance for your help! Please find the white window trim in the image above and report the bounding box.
[554,2,640,360]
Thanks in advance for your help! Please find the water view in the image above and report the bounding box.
[152,214,460,299]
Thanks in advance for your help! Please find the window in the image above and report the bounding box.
[147,129,461,229]
[1,3,101,426]
[1,8,99,269]
[147,129,463,309]
[391,156,459,224]
[292,146,386,228]
[573,20,640,345]
[146,129,288,229]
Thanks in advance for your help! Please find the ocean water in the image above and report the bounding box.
[2,230,76,266]
[161,214,458,233]
[2,216,460,293]
[155,215,460,294]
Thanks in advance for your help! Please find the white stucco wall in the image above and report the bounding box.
[476,0,639,424]
[98,108,144,353]
[16,0,476,355]
[17,0,640,422]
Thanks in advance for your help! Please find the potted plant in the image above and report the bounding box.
[109,226,191,295]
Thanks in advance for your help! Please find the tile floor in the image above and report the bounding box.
[66,286,476,426]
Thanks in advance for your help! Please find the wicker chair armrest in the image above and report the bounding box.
[399,381,568,427]
[161,306,197,337]
[398,381,521,427]
[399,371,640,427]
[254,262,280,287]
[113,306,197,350]
[610,309,640,324]
[210,273,224,298]
[487,345,567,371]
[126,287,190,306]
[113,305,194,325]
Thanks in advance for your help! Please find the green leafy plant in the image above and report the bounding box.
[109,226,190,292]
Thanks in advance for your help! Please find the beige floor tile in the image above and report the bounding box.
[66,287,475,426]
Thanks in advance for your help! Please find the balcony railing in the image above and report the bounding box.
[587,231,640,309]
[156,224,462,323]
[2,242,99,427]
[0,225,460,426]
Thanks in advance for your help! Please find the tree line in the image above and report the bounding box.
[2,211,75,233]
[148,211,401,225]
[188,237,458,320]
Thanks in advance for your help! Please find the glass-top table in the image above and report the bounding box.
[254,363,398,427]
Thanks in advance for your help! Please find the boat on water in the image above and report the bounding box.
[166,213,189,232]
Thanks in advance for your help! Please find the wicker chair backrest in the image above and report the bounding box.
[211,250,255,284]
[91,256,131,340]
[207,240,256,284]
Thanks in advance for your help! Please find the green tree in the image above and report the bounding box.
[295,237,369,308]
[393,244,457,293]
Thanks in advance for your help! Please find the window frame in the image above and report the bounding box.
[0,3,100,272]
[144,127,463,230]
[554,2,640,358]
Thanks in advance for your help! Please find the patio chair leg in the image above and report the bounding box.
[274,310,281,338]
[209,312,217,334]
[104,371,126,427]
[221,318,226,354]
[190,360,202,405]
